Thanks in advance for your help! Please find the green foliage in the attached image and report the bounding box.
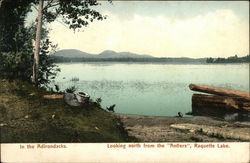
[65,86,77,93]
[96,97,102,104]
[70,77,80,82]
[0,7,34,80]
[0,52,33,80]
[38,38,60,85]
[42,0,110,30]
[0,0,108,86]
[0,27,60,85]
[0,0,33,52]
[54,84,60,92]
[0,0,110,33]
[95,97,102,107]
[206,57,214,63]
[0,0,60,85]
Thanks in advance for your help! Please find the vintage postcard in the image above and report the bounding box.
[0,0,249,162]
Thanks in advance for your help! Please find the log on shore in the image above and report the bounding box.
[189,84,250,100]
[43,94,63,99]
[192,94,250,120]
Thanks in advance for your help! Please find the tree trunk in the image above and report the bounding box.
[189,84,250,100]
[192,94,250,120]
[32,0,44,85]
[0,0,3,7]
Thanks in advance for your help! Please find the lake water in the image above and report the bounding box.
[53,63,249,117]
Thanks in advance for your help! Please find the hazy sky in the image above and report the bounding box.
[44,1,249,58]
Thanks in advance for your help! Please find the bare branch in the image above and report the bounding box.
[55,19,69,29]
[43,0,53,10]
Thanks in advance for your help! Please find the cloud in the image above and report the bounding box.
[48,9,249,58]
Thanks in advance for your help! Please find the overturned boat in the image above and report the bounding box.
[64,92,90,107]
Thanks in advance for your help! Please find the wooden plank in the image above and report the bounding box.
[189,84,250,100]
[43,94,63,99]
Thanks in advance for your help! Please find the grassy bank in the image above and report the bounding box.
[0,79,136,143]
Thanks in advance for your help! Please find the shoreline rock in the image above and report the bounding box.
[118,114,250,142]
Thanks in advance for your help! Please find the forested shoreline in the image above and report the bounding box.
[206,55,249,63]
[51,55,250,63]
[51,56,207,63]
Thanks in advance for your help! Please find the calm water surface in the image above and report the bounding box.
[54,63,249,117]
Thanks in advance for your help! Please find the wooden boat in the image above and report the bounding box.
[64,92,90,107]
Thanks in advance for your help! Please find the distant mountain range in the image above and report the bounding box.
[53,49,153,58]
[52,49,207,63]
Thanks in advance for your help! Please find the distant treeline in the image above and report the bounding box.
[51,56,206,63]
[206,55,250,63]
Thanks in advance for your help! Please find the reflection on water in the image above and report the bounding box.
[54,63,249,117]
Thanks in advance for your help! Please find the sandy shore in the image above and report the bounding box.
[118,114,250,142]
